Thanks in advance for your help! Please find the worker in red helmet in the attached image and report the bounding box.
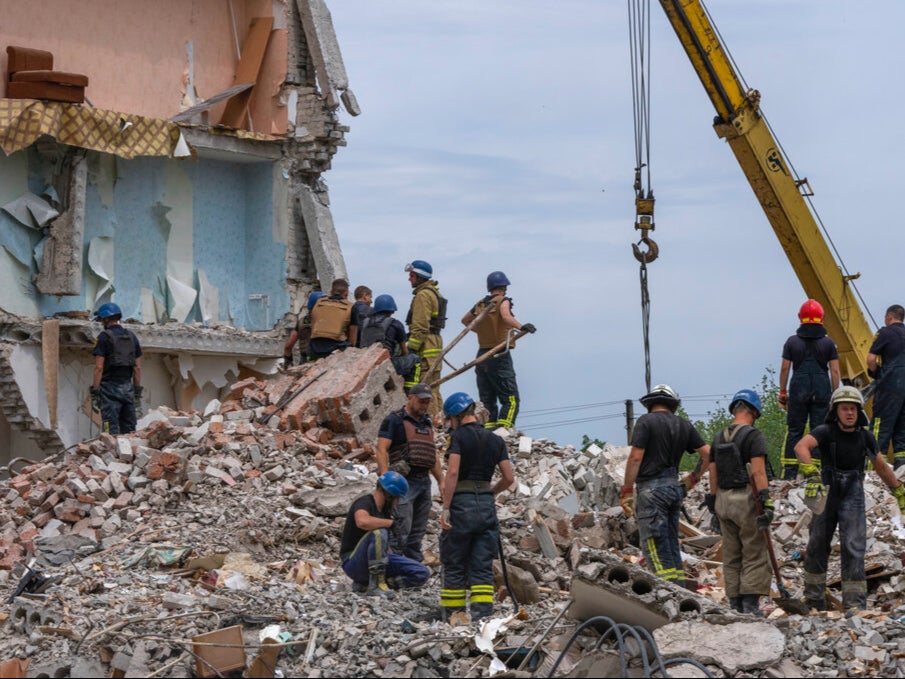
[777,299,840,479]
[867,304,905,469]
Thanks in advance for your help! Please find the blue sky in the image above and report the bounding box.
[324,1,905,447]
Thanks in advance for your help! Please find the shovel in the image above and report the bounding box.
[746,462,811,616]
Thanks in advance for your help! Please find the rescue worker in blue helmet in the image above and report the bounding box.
[283,291,325,366]
[91,302,143,434]
[461,271,536,430]
[867,304,905,469]
[706,389,772,615]
[795,386,905,612]
[339,471,431,597]
[404,260,446,413]
[777,299,840,479]
[359,294,418,382]
[620,384,709,588]
[440,392,514,621]
[308,279,357,361]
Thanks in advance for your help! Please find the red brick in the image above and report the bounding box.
[40,492,60,513]
[146,463,165,480]
[76,494,97,504]
[112,492,133,509]
[31,511,54,528]
[226,377,259,401]
[57,506,84,523]
[208,419,223,434]
[219,400,241,414]
[160,452,182,469]
[245,469,261,478]
[147,420,179,449]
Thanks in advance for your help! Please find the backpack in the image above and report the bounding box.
[427,287,448,332]
[359,315,395,353]
[712,424,754,490]
[102,329,137,368]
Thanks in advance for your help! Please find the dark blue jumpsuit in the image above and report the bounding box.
[92,326,142,435]
[870,322,905,469]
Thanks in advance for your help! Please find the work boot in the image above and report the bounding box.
[366,562,395,599]
[728,596,743,613]
[741,594,763,617]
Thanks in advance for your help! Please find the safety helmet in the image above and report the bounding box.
[93,302,122,320]
[486,271,511,291]
[826,385,869,427]
[405,260,433,279]
[729,389,762,418]
[443,392,475,417]
[307,291,326,311]
[377,471,409,498]
[798,299,824,325]
[373,294,397,313]
[639,384,680,412]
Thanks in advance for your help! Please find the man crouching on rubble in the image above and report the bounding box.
[339,471,430,597]
[795,386,905,613]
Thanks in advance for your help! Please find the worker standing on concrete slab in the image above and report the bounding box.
[340,471,430,597]
[620,384,709,588]
[404,260,445,411]
[307,279,357,361]
[777,299,840,479]
[795,386,905,613]
[91,302,143,435]
[359,294,418,382]
[439,392,514,622]
[283,291,325,366]
[461,271,536,431]
[867,304,905,469]
[351,285,373,347]
[375,383,442,563]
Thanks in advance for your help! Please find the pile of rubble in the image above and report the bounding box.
[3,351,905,676]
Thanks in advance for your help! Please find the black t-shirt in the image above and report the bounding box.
[631,411,706,481]
[446,422,509,482]
[810,424,878,471]
[92,325,142,384]
[339,493,388,559]
[714,424,767,462]
[870,323,905,363]
[782,333,838,370]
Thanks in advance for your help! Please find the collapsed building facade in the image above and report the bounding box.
[0,0,356,462]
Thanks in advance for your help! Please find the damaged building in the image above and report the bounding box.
[0,0,358,461]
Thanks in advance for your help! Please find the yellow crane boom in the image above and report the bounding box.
[657,0,875,386]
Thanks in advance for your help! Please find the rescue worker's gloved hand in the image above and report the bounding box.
[440,508,451,530]
[801,462,827,504]
[778,389,789,410]
[89,386,101,414]
[620,486,635,518]
[701,493,720,534]
[893,484,905,511]
[133,385,143,400]
[521,323,537,334]
[756,489,774,530]
[283,354,293,367]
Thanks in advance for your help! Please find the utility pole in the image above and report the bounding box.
[624,399,634,445]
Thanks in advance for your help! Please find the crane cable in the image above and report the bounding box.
[627,0,657,392]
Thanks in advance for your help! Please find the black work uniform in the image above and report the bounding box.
[440,422,508,621]
[471,294,520,429]
[780,325,839,478]
[92,326,142,435]
[630,411,706,586]
[803,424,877,611]
[870,322,905,468]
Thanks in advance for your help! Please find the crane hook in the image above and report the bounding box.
[632,233,659,264]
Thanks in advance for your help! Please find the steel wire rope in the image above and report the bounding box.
[700,1,879,331]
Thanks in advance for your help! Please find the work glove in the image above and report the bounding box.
[893,484,905,511]
[620,486,635,518]
[133,385,143,400]
[440,508,452,531]
[701,493,720,535]
[521,323,537,334]
[89,386,101,414]
[283,354,293,367]
[778,389,789,410]
[801,462,827,512]
[756,489,774,530]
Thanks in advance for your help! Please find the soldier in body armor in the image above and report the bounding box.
[359,294,419,386]
[307,279,357,361]
[461,271,535,430]
[91,302,143,435]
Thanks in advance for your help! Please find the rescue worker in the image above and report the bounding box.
[461,271,536,430]
[704,389,773,615]
[307,279,357,361]
[339,471,430,597]
[359,294,419,382]
[867,304,905,469]
[352,285,373,347]
[404,260,446,416]
[620,384,709,587]
[283,291,325,366]
[91,302,143,435]
[440,392,514,621]
[777,299,840,479]
[795,386,905,612]
[375,383,442,562]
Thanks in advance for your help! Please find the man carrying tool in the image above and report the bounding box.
[460,271,536,430]
[308,279,357,361]
[283,291,325,366]
[705,389,772,615]
[91,302,143,435]
[340,471,430,597]
[359,294,418,383]
[795,385,905,613]
[867,304,905,469]
[404,260,446,415]
[440,392,514,622]
[620,384,709,587]
[375,383,443,563]
[777,299,840,479]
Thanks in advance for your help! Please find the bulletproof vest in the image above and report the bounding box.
[474,294,514,349]
[389,410,437,469]
[102,329,137,368]
[359,315,397,355]
[310,297,352,341]
[405,285,447,333]
[713,424,754,490]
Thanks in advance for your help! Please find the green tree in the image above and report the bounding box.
[581,434,607,451]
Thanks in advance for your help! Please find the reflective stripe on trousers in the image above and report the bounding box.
[475,350,519,428]
[635,476,685,585]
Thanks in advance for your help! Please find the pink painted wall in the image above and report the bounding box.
[1,0,289,134]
